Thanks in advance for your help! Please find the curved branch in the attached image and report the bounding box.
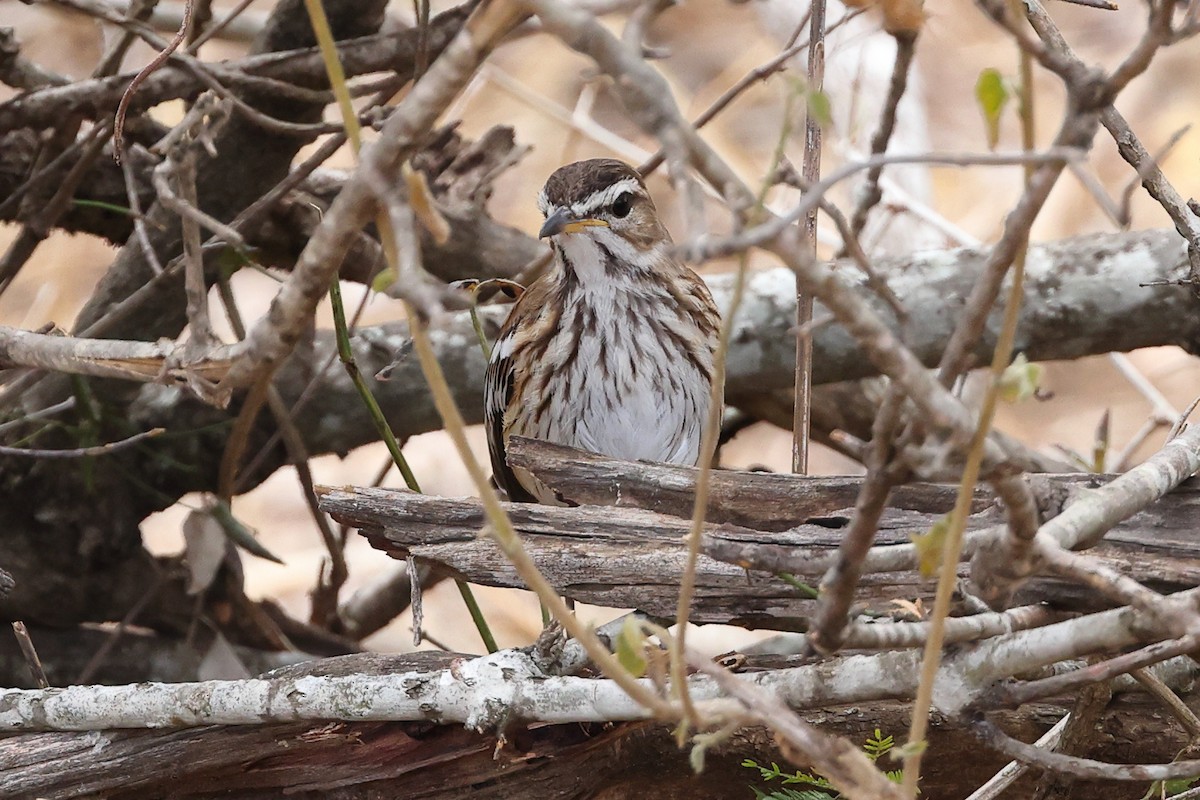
[0,6,473,134]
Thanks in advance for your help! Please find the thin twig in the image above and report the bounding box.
[455,579,498,653]
[0,123,112,294]
[965,713,1071,800]
[168,143,217,356]
[0,398,75,435]
[187,0,259,50]
[114,0,194,159]
[95,0,161,77]
[407,555,424,645]
[686,147,1084,263]
[847,31,918,240]
[0,427,162,458]
[792,0,824,475]
[214,275,350,621]
[809,389,904,653]
[669,78,801,729]
[1021,0,1200,286]
[903,12,1040,785]
[987,633,1200,708]
[10,622,49,689]
[689,652,905,799]
[77,573,166,684]
[1132,667,1200,738]
[671,250,749,729]
[300,0,500,655]
[637,8,867,176]
[973,718,1200,782]
[1037,539,1167,613]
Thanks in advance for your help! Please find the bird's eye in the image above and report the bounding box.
[611,193,633,219]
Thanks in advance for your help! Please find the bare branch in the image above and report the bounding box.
[218,0,526,392]
[972,718,1200,782]
[689,653,905,800]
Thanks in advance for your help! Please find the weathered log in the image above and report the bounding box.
[507,436,991,531]
[316,465,1200,626]
[0,651,1186,800]
[504,440,1200,608]
[0,707,1168,800]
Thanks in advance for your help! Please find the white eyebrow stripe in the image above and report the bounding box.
[571,177,644,217]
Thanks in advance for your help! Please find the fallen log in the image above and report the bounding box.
[316,445,1200,626]
[0,652,1188,800]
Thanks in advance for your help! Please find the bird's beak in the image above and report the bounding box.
[538,208,610,239]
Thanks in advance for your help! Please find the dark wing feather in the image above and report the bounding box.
[485,330,537,503]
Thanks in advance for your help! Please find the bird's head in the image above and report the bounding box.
[536,159,671,255]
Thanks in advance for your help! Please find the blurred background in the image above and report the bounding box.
[2,0,1198,657]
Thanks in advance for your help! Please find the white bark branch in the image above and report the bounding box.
[2,592,1197,732]
[3,228,1194,423]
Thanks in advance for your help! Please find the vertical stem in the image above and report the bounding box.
[793,0,825,474]
[300,0,503,652]
[11,622,48,689]
[671,250,750,731]
[901,14,1037,795]
[176,150,213,351]
[456,579,499,653]
[301,0,362,151]
[327,277,422,493]
[1017,20,1036,180]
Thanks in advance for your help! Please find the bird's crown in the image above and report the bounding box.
[537,158,650,218]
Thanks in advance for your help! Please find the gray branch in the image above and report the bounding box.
[264,226,1199,450]
[0,7,472,134]
[2,598,1198,731]
[0,227,1190,630]
[315,469,1200,626]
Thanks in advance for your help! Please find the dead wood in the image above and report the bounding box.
[0,689,1185,800]
[506,436,992,531]
[317,445,1200,626]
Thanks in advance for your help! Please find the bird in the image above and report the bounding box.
[485,158,722,504]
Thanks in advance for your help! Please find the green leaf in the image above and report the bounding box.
[743,732,913,797]
[806,89,832,128]
[864,729,895,761]
[71,198,135,216]
[975,68,1010,150]
[371,267,398,294]
[1164,776,1200,795]
[910,516,950,578]
[776,571,820,598]
[210,499,285,564]
[217,247,250,281]
[997,352,1044,404]
[894,739,928,760]
[614,615,648,678]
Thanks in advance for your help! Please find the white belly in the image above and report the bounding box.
[529,307,711,467]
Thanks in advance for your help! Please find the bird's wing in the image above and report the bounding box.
[485,312,537,503]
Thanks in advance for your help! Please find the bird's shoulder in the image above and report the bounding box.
[494,275,560,341]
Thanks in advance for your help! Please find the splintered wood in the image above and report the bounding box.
[317,438,1200,629]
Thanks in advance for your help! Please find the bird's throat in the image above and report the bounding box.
[555,232,661,287]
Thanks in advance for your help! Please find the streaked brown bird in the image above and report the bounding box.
[485,158,722,503]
